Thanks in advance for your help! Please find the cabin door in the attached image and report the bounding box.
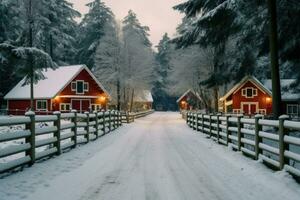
[71,99,91,113]
[242,103,258,115]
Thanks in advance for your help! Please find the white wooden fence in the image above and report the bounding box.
[0,109,154,174]
[186,112,300,177]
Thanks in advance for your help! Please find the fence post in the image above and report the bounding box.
[192,112,196,130]
[71,110,77,148]
[126,111,129,123]
[85,112,90,143]
[254,114,263,160]
[25,111,36,166]
[225,115,230,146]
[201,114,205,133]
[109,110,112,132]
[217,113,221,143]
[237,114,243,151]
[94,111,99,138]
[102,111,106,135]
[186,112,189,124]
[53,111,61,155]
[196,113,199,131]
[113,110,116,130]
[119,111,122,126]
[209,114,213,137]
[279,115,289,170]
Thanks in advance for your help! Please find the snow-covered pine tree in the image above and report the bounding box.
[174,0,240,111]
[76,0,115,69]
[122,10,155,111]
[94,21,123,110]
[0,0,25,44]
[0,0,26,104]
[47,0,81,64]
[29,0,80,65]
[152,33,177,111]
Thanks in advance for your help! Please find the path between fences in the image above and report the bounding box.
[0,112,300,200]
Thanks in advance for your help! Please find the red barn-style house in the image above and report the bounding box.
[4,65,110,115]
[219,76,300,117]
[177,89,203,111]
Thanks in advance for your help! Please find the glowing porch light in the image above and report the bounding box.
[54,96,61,102]
[266,97,272,103]
[99,96,106,103]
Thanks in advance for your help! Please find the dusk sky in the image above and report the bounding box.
[69,0,184,47]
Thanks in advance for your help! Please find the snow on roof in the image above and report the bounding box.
[220,76,272,101]
[134,90,153,102]
[263,79,300,101]
[4,65,110,99]
[176,89,202,103]
[220,76,300,101]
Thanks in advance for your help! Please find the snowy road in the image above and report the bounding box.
[0,112,300,200]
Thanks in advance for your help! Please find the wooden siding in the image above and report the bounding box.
[226,81,272,114]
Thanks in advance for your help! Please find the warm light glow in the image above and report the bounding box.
[266,97,272,103]
[99,96,106,103]
[181,101,187,105]
[54,96,60,102]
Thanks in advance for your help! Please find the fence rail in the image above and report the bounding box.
[186,112,300,177]
[0,109,154,174]
[121,110,155,123]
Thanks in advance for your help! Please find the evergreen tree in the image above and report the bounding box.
[77,0,114,69]
[94,21,122,110]
[174,0,240,111]
[0,0,24,43]
[153,33,177,111]
[122,10,155,111]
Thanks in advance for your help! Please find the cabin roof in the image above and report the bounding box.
[220,76,299,101]
[176,89,202,103]
[4,65,110,100]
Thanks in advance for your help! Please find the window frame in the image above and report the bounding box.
[84,82,89,92]
[36,100,48,111]
[242,87,258,98]
[71,82,76,91]
[91,104,101,111]
[60,103,71,112]
[287,104,299,116]
[76,80,85,94]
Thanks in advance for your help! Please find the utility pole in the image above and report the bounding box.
[267,0,282,119]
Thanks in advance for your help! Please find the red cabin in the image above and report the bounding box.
[219,76,300,117]
[4,65,110,115]
[177,89,203,111]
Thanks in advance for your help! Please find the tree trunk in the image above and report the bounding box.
[28,0,34,111]
[214,86,219,113]
[267,0,282,119]
[117,78,121,111]
[129,89,134,113]
[50,34,53,60]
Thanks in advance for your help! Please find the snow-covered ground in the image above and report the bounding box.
[0,112,299,200]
